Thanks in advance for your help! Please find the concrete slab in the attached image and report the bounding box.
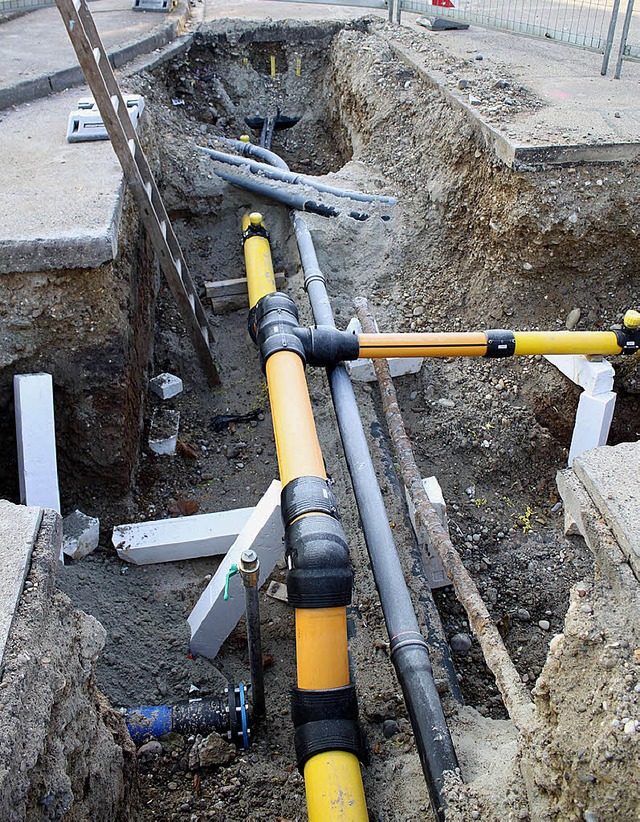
[0,88,124,274]
[188,479,283,660]
[112,505,255,564]
[0,500,43,670]
[0,0,190,111]
[572,442,640,580]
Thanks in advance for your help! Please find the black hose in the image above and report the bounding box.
[212,167,373,222]
[199,146,398,206]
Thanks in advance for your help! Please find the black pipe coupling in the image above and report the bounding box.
[242,220,269,244]
[281,475,339,528]
[285,513,352,609]
[484,329,516,358]
[248,292,306,370]
[615,322,640,354]
[292,685,364,772]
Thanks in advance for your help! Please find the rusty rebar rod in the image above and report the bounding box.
[355,297,535,732]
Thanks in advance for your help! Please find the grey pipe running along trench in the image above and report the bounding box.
[199,145,398,206]
[229,141,461,819]
[212,166,377,222]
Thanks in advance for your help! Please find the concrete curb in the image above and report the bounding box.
[0,1,190,112]
[386,38,640,170]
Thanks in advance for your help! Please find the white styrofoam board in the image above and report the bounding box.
[112,506,256,565]
[568,391,616,467]
[544,353,614,395]
[13,374,61,516]
[188,480,283,660]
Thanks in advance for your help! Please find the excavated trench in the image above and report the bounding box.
[52,17,640,822]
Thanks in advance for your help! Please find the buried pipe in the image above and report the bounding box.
[242,212,367,821]
[123,684,250,747]
[198,145,398,205]
[292,214,460,820]
[213,167,378,222]
[217,135,289,171]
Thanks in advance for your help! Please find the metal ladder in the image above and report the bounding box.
[55,0,220,387]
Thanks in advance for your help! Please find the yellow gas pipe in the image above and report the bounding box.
[242,212,367,822]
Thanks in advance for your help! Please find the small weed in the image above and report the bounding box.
[474,497,487,508]
[515,505,534,533]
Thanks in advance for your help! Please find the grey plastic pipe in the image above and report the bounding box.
[212,167,375,222]
[199,145,398,206]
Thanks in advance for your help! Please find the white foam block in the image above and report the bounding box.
[112,506,255,565]
[13,374,61,515]
[568,391,616,467]
[188,480,283,660]
[544,353,614,395]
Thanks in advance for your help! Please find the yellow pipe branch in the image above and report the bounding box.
[243,212,367,822]
[358,330,624,359]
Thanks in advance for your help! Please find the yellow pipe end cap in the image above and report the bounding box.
[239,134,251,143]
[249,212,263,227]
[623,309,640,329]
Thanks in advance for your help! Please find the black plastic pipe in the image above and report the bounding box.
[199,145,398,205]
[213,167,374,222]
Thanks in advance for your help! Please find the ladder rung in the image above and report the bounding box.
[174,258,182,278]
[73,0,81,9]
[145,181,152,198]
[189,293,195,310]
[160,220,167,238]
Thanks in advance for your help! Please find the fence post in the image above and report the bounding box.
[601,0,622,74]
[615,0,635,77]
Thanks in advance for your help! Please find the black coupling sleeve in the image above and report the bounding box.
[248,292,306,369]
[292,327,361,367]
[484,329,516,358]
[294,719,363,771]
[285,514,352,609]
[291,685,358,728]
[614,327,640,354]
[242,223,269,243]
[281,476,339,528]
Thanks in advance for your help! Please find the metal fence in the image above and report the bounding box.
[616,0,639,75]
[399,0,620,52]
[0,0,54,13]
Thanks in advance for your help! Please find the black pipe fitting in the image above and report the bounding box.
[281,476,339,528]
[294,719,363,772]
[285,514,352,609]
[615,324,640,354]
[292,327,360,367]
[291,684,358,727]
[248,292,306,370]
[484,329,516,358]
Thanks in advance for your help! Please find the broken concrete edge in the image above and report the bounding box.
[0,505,139,819]
[557,468,640,615]
[0,181,122,273]
[0,1,190,114]
[0,501,43,674]
[384,37,640,170]
[62,509,100,561]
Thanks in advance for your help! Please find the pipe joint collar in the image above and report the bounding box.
[293,327,360,367]
[248,292,306,370]
[294,718,363,772]
[615,325,640,354]
[484,329,516,358]
[285,514,352,608]
[291,684,358,728]
[281,475,339,528]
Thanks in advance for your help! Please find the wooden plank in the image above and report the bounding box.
[205,272,286,299]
